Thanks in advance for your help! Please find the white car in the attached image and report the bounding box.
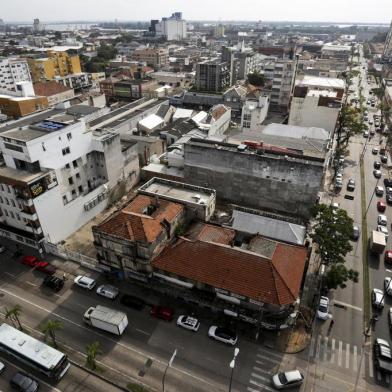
[377,225,389,240]
[316,296,330,320]
[331,202,339,210]
[96,284,119,299]
[372,288,385,308]
[208,326,237,345]
[374,170,382,178]
[385,278,392,295]
[74,275,96,290]
[176,315,200,332]
[272,370,304,390]
[378,214,388,226]
[372,147,379,154]
[376,186,385,196]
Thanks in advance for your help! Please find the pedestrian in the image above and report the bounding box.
[62,273,68,281]
[329,319,335,328]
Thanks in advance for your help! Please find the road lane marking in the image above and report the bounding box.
[323,336,328,362]
[331,338,335,364]
[309,335,316,357]
[333,300,362,312]
[253,366,270,375]
[345,343,350,368]
[249,379,274,392]
[135,328,150,336]
[0,287,219,390]
[256,353,280,365]
[338,340,343,366]
[315,334,321,360]
[4,272,16,277]
[251,373,270,382]
[26,281,38,287]
[353,345,358,371]
[369,351,374,378]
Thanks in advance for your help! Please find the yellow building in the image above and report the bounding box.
[28,50,82,83]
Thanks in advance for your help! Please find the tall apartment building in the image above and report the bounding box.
[222,43,257,82]
[0,110,139,247]
[195,59,230,92]
[156,12,187,41]
[131,47,169,69]
[28,50,82,83]
[289,75,344,134]
[383,20,392,63]
[0,58,32,91]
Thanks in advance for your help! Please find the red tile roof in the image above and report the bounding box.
[152,239,307,305]
[185,222,235,245]
[33,81,72,96]
[95,195,184,243]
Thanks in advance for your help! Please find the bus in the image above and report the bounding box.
[0,323,70,380]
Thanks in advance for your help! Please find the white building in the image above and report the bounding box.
[321,43,352,60]
[0,112,139,247]
[241,94,270,131]
[156,12,187,41]
[0,58,32,92]
[288,75,344,134]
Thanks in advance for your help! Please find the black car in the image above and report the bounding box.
[120,294,145,310]
[381,155,388,164]
[10,372,39,392]
[385,179,392,187]
[42,275,64,292]
[374,161,381,169]
[387,194,392,205]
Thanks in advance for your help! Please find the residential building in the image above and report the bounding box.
[131,47,169,69]
[33,18,43,32]
[0,110,139,247]
[321,43,352,61]
[28,50,82,83]
[92,194,186,281]
[241,94,270,130]
[183,137,326,219]
[214,24,225,38]
[155,12,187,41]
[383,20,392,63]
[33,81,75,106]
[222,43,257,82]
[195,59,230,93]
[0,58,32,92]
[56,72,92,91]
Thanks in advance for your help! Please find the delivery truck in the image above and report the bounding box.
[83,305,128,335]
[370,230,386,254]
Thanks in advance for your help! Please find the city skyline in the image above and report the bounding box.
[1,0,391,24]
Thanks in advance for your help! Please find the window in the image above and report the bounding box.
[76,173,80,179]
[71,190,76,197]
[16,213,20,221]
[11,200,15,207]
[10,211,14,219]
[0,196,2,203]
[62,147,70,155]
[65,163,70,169]
[62,195,67,205]
[5,198,9,205]
[243,121,251,128]
[243,113,251,122]
[4,210,8,216]
[72,160,78,168]
[67,132,72,141]
[68,177,73,185]
[78,185,83,193]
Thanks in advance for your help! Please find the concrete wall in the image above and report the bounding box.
[183,142,324,218]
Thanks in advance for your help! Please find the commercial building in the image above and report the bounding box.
[289,75,344,134]
[33,81,75,106]
[131,47,169,69]
[0,58,32,91]
[28,50,82,83]
[383,20,392,63]
[113,79,158,100]
[195,59,230,93]
[0,110,139,247]
[155,12,187,41]
[321,43,352,61]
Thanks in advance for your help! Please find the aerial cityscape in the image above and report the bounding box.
[0,2,391,392]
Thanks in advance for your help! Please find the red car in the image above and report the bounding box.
[377,201,387,212]
[21,256,56,275]
[385,251,392,264]
[150,305,174,321]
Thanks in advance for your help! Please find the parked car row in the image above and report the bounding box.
[0,365,39,392]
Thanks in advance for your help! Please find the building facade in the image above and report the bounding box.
[155,12,187,41]
[0,58,32,91]
[195,59,230,93]
[131,47,169,69]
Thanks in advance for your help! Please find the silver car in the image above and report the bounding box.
[96,284,119,299]
[272,370,304,389]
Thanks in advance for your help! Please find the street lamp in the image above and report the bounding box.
[162,349,177,392]
[228,347,239,392]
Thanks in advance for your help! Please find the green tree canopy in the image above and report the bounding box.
[247,71,265,87]
[323,263,359,290]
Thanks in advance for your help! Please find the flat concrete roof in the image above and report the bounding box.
[1,128,47,142]
[0,165,47,185]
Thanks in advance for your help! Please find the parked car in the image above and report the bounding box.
[378,225,389,240]
[363,131,369,138]
[352,225,360,241]
[347,178,355,191]
[42,275,64,292]
[377,201,387,212]
[373,147,379,154]
[96,284,119,300]
[271,370,304,390]
[208,326,237,345]
[374,170,382,178]
[374,161,381,169]
[381,155,388,164]
[316,296,330,320]
[373,338,392,374]
[150,305,174,321]
[73,275,96,290]
[10,372,39,392]
[387,194,392,205]
[378,214,388,226]
[376,186,385,196]
[385,250,392,264]
[20,256,56,275]
[385,277,392,295]
[372,288,385,308]
[384,178,392,187]
[331,202,339,210]
[176,315,200,332]
[120,294,145,310]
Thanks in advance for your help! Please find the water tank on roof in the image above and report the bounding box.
[237,144,247,152]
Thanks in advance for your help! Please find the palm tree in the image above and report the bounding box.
[85,341,102,370]
[41,320,63,348]
[5,305,23,330]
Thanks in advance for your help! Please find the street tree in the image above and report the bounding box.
[247,71,265,87]
[85,341,102,371]
[5,304,23,330]
[41,320,63,348]
[310,203,354,265]
[323,263,359,290]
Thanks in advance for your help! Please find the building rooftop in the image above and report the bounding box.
[262,123,330,141]
[152,238,307,305]
[185,222,235,245]
[298,75,345,90]
[138,177,215,206]
[138,114,164,130]
[33,80,72,96]
[307,89,338,98]
[0,165,48,186]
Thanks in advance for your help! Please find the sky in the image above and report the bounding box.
[2,0,391,24]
